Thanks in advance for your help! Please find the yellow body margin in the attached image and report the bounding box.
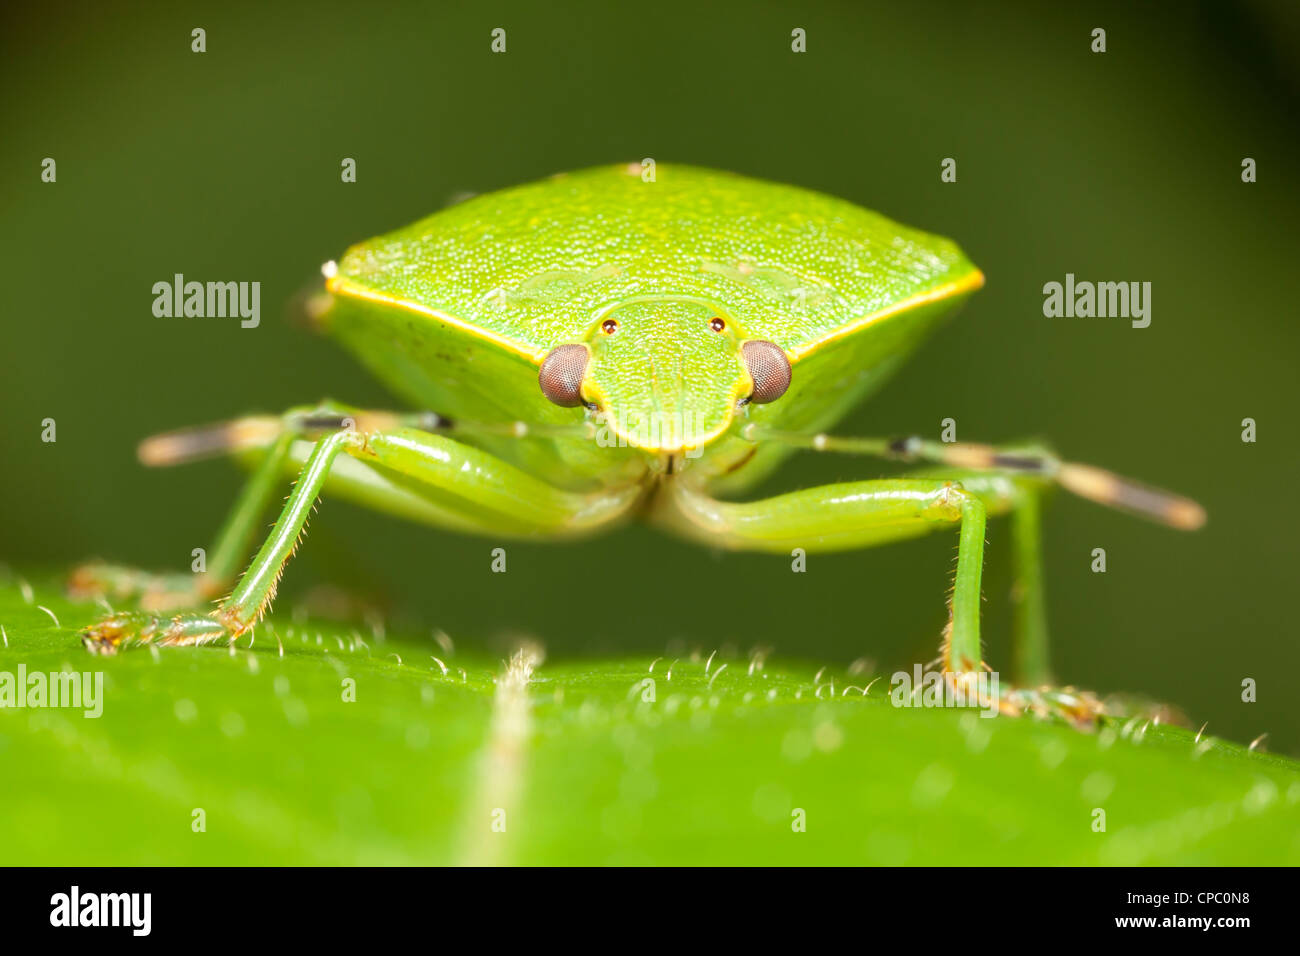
[326,268,984,383]
[787,270,986,364]
[325,275,545,364]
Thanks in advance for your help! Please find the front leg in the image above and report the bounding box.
[69,398,614,620]
[81,429,357,654]
[68,401,381,610]
[660,477,989,679]
[81,425,640,654]
[69,432,298,612]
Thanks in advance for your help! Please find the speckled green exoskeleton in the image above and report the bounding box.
[73,164,1204,719]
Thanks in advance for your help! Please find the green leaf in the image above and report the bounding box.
[0,573,1296,865]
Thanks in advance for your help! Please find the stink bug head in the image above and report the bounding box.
[570,298,772,453]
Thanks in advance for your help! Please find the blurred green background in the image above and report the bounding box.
[3,0,1298,754]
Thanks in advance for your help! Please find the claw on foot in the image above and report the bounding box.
[999,685,1108,729]
[936,670,1109,730]
[80,611,232,655]
[940,672,1183,732]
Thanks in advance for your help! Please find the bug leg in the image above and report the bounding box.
[744,427,1205,530]
[1009,486,1051,687]
[896,471,1112,725]
[81,430,357,654]
[67,565,205,613]
[330,426,642,536]
[69,432,297,611]
[893,469,1055,687]
[665,472,1114,726]
[742,427,1205,717]
[79,422,642,654]
[663,477,990,685]
[69,401,426,610]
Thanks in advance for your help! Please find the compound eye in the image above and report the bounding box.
[538,344,590,408]
[741,340,791,404]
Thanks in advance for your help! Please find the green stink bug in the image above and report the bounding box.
[72,163,1203,721]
